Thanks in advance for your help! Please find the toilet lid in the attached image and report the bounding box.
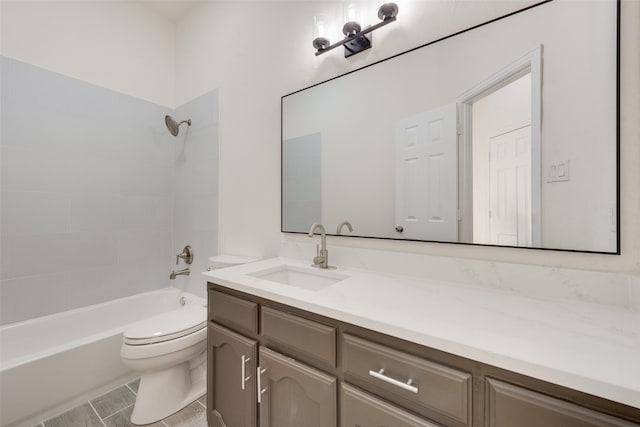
[123,305,207,345]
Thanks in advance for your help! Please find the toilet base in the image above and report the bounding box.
[129,355,206,425]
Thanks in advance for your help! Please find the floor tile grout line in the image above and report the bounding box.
[101,403,135,422]
[88,400,108,427]
[125,383,138,395]
[38,380,204,427]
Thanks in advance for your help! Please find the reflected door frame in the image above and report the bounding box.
[457,45,542,246]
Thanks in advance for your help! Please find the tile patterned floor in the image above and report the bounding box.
[32,380,208,427]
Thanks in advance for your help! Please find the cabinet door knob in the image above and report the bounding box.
[395,226,404,233]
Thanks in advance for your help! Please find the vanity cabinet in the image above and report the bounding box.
[207,289,338,427]
[207,284,640,427]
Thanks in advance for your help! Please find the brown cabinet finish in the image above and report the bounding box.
[341,383,440,427]
[258,347,337,427]
[485,379,638,427]
[261,306,337,369]
[209,290,258,336]
[343,333,471,425]
[207,283,640,427]
[207,323,257,427]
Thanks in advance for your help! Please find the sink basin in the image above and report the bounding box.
[248,265,348,291]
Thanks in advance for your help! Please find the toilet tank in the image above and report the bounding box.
[207,255,257,270]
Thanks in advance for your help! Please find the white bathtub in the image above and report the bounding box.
[0,287,207,427]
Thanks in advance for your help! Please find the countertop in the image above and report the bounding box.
[202,257,640,409]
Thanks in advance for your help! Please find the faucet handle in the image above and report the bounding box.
[312,244,322,266]
[176,245,194,265]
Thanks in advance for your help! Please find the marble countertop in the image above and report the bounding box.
[202,257,640,409]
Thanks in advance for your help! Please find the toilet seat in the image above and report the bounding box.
[123,305,206,345]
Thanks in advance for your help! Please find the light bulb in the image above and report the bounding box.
[313,14,330,50]
[345,3,358,23]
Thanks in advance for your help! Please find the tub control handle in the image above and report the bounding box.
[257,367,266,403]
[369,368,418,394]
[241,355,251,390]
[176,245,194,265]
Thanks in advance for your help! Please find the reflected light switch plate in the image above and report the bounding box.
[547,160,570,183]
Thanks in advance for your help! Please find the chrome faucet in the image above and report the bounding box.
[337,221,353,235]
[308,223,329,269]
[169,268,190,279]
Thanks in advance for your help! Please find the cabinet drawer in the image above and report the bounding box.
[343,334,471,425]
[342,383,440,427]
[261,307,336,368]
[209,290,258,335]
[486,378,639,427]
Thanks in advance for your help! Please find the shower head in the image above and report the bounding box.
[165,115,192,136]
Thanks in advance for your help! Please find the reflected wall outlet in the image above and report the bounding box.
[547,160,570,183]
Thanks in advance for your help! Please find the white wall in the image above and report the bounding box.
[0,0,176,107]
[176,0,640,275]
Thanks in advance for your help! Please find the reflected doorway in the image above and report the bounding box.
[458,46,542,247]
[473,74,532,246]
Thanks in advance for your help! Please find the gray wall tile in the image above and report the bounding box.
[282,133,322,232]
[0,57,220,323]
[0,56,178,323]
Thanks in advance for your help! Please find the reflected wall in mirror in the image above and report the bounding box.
[282,0,618,253]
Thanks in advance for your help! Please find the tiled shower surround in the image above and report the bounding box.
[0,56,219,324]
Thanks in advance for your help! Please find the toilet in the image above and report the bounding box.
[120,255,256,425]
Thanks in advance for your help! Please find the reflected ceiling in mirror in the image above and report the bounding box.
[281,0,619,254]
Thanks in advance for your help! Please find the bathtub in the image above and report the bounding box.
[0,287,207,427]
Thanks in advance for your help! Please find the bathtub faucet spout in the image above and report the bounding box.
[169,268,190,279]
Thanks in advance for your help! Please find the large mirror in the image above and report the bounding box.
[282,0,619,253]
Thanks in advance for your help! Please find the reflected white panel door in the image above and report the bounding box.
[395,104,458,241]
[489,125,532,246]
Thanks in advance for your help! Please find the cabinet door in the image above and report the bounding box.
[341,383,440,427]
[258,346,337,427]
[208,323,257,427]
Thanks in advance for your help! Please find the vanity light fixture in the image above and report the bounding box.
[313,2,399,58]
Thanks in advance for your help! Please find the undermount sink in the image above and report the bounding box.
[248,265,349,291]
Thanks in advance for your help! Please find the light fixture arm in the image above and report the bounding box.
[315,16,397,56]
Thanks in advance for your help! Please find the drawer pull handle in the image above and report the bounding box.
[257,367,267,403]
[369,369,418,394]
[241,355,251,390]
